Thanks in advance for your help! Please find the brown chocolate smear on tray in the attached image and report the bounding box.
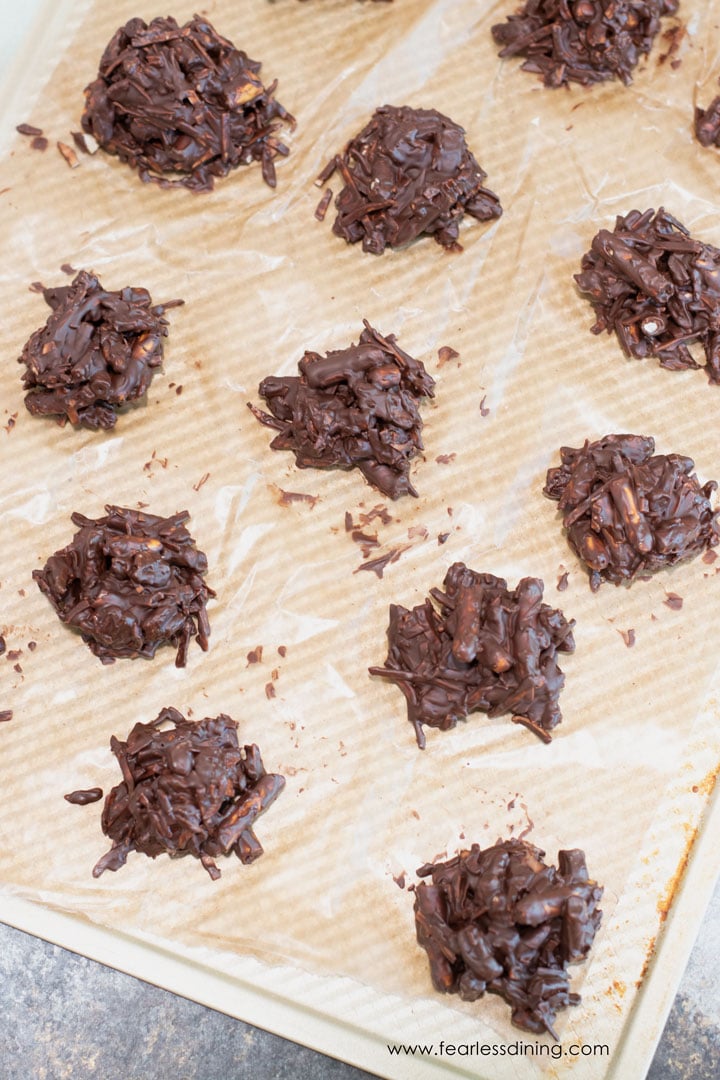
[81,15,294,192]
[369,561,575,748]
[318,104,502,253]
[19,270,182,430]
[544,434,719,590]
[575,207,720,384]
[91,707,285,879]
[33,506,214,666]
[492,0,678,88]
[414,839,603,1040]
[249,322,435,499]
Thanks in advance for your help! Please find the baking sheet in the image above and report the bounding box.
[1,1,719,1077]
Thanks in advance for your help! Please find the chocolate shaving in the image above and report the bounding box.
[33,505,214,666]
[575,207,720,384]
[319,104,502,253]
[90,707,285,879]
[18,270,182,430]
[370,562,575,748]
[415,840,602,1039]
[492,0,678,88]
[545,434,719,590]
[618,628,636,647]
[314,188,333,221]
[249,322,435,499]
[65,788,103,805]
[81,15,294,192]
[663,592,683,610]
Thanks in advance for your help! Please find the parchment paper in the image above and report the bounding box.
[1,2,719,1077]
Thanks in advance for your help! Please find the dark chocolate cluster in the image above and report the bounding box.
[318,104,502,253]
[544,434,719,589]
[34,506,214,666]
[82,15,294,191]
[414,840,603,1039]
[492,0,678,87]
[575,208,720,384]
[249,322,435,499]
[92,707,285,880]
[18,270,180,430]
[369,562,575,747]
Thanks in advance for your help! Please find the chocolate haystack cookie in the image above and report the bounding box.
[544,434,719,590]
[34,506,214,665]
[369,562,575,747]
[92,707,285,879]
[317,105,502,253]
[248,321,435,499]
[414,839,603,1040]
[18,270,181,430]
[492,0,678,87]
[82,15,294,191]
[576,208,720,384]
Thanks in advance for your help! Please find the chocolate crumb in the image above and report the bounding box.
[247,647,263,665]
[60,263,75,276]
[370,562,575,748]
[193,472,211,492]
[6,650,21,662]
[0,638,5,656]
[90,707,285,879]
[618,628,636,648]
[175,385,183,395]
[393,872,406,890]
[314,188,333,221]
[265,683,276,699]
[438,532,450,545]
[435,454,457,465]
[557,571,569,592]
[27,641,37,651]
[273,487,319,508]
[65,788,103,805]
[703,549,718,564]
[57,141,79,168]
[0,710,12,723]
[438,346,460,367]
[31,136,48,152]
[479,395,490,416]
[17,123,43,137]
[415,840,602,1039]
[278,645,287,658]
[663,592,683,610]
[72,131,89,154]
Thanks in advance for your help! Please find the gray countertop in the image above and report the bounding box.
[1,878,718,1080]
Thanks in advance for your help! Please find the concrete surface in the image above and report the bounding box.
[1,879,717,1079]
